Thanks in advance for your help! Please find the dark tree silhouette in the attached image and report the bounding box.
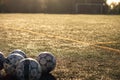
[109,2,120,14]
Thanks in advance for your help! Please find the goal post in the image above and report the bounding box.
[75,3,104,14]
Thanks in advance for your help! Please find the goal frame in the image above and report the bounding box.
[75,3,104,14]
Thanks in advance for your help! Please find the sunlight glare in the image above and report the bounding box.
[107,0,120,5]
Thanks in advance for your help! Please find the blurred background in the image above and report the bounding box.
[0,0,120,14]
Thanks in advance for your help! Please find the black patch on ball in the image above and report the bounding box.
[24,59,30,80]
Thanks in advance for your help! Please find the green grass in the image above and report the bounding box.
[0,14,120,80]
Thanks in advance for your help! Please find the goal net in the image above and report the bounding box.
[75,3,104,14]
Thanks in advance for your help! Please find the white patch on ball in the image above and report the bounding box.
[40,58,47,65]
[10,49,27,58]
[37,52,56,74]
[16,58,42,80]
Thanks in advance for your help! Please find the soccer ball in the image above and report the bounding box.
[16,58,42,80]
[10,49,27,58]
[36,52,56,74]
[3,54,24,75]
[0,52,5,70]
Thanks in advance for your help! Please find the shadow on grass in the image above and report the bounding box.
[40,73,56,80]
[0,73,56,80]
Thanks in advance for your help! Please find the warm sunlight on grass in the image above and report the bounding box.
[0,14,120,80]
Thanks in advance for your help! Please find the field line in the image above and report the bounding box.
[93,41,120,45]
[2,26,90,45]
[2,26,120,53]
[92,45,120,53]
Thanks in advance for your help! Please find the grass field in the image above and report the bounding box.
[0,14,120,80]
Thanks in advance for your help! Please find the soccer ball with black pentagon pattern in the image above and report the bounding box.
[0,52,5,70]
[16,58,42,80]
[10,49,27,58]
[3,54,24,75]
[37,52,56,74]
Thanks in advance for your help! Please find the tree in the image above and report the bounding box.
[108,2,120,14]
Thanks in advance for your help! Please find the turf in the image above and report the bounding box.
[0,14,120,80]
